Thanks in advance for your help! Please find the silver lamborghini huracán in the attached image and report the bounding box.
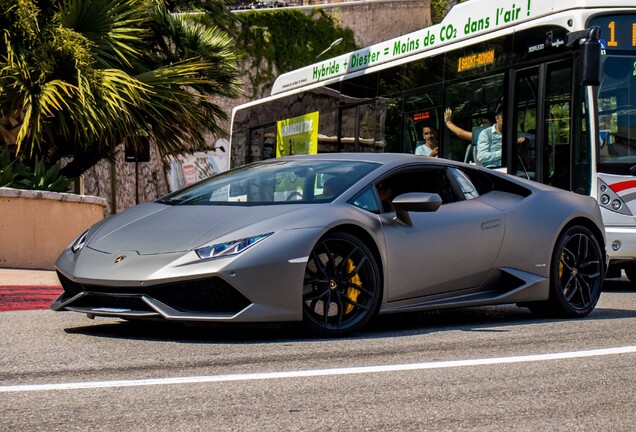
[53,154,607,336]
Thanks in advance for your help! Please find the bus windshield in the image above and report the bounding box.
[595,14,636,172]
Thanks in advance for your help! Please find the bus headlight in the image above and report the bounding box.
[597,178,632,216]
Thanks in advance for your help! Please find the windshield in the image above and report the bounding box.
[159,159,380,205]
[593,14,636,173]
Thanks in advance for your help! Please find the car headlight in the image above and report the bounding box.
[71,230,89,253]
[195,232,273,260]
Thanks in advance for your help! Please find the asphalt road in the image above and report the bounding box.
[1,279,635,431]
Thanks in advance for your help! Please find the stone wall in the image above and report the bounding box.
[83,141,170,215]
[0,188,107,270]
[316,0,430,48]
[83,1,430,215]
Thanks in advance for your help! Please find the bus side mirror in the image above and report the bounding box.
[580,27,601,86]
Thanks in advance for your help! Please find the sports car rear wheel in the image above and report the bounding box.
[529,225,603,318]
[303,232,381,337]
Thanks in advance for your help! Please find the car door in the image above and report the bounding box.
[379,166,506,302]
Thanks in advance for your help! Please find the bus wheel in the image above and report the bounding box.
[528,226,603,318]
[302,232,381,337]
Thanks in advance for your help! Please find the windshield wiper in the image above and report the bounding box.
[156,197,177,205]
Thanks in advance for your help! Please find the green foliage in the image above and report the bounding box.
[431,0,465,24]
[0,147,25,187]
[0,148,71,192]
[18,158,72,192]
[235,8,356,98]
[0,0,241,178]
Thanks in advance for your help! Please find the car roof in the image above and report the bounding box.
[253,152,561,196]
[282,152,460,167]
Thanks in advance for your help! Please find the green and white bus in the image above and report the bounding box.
[229,0,636,280]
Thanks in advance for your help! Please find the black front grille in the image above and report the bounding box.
[57,272,83,298]
[57,273,251,314]
[71,294,152,312]
[149,278,251,313]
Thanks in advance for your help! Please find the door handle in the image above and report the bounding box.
[481,218,501,230]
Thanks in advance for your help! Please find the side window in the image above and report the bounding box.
[448,167,479,199]
[373,167,458,213]
[350,185,382,213]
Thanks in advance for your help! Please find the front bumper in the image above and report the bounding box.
[52,272,253,320]
[52,228,324,323]
[604,225,636,263]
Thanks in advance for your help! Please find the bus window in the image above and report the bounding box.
[544,63,573,190]
[443,74,504,163]
[512,67,539,181]
[403,85,442,155]
[313,87,340,154]
[249,125,276,163]
[338,73,380,152]
[378,64,404,97]
[402,54,445,91]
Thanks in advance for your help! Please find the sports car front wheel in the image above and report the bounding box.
[529,225,603,318]
[303,232,381,337]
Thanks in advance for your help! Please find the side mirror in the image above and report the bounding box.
[581,27,601,86]
[392,192,442,226]
[568,27,601,86]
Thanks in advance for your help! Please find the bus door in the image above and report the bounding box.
[509,60,575,191]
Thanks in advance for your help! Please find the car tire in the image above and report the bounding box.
[302,232,381,337]
[528,225,603,318]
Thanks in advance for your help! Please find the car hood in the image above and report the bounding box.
[87,202,314,255]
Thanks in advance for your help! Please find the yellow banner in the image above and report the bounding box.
[276,112,319,157]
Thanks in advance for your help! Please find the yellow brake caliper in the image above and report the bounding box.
[344,259,361,314]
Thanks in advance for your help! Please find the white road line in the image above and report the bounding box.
[2,345,635,393]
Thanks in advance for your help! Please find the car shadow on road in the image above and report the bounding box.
[363,303,636,338]
[61,276,633,343]
[62,299,636,344]
[64,319,310,343]
[602,277,635,293]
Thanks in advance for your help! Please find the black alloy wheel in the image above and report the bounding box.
[529,225,603,318]
[303,232,381,337]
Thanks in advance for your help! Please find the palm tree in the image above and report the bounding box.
[0,0,241,178]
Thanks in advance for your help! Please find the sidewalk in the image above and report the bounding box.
[0,267,61,286]
[0,268,62,311]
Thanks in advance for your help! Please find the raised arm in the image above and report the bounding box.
[444,108,472,141]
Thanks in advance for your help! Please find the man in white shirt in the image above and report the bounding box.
[476,110,503,167]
